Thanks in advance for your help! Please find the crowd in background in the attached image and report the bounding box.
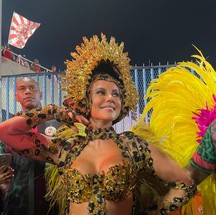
[1,45,59,76]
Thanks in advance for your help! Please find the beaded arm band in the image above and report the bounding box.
[15,104,77,128]
[160,181,197,214]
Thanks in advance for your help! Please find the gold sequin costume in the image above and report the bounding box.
[15,107,196,214]
[14,34,197,215]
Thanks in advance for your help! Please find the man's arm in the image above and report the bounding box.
[185,123,216,185]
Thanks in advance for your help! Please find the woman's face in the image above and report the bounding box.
[90,80,121,124]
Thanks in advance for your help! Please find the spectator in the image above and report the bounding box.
[30,59,41,73]
[51,65,57,73]
[48,66,58,82]
[3,77,60,215]
[22,55,30,68]
[16,55,25,66]
[2,46,13,61]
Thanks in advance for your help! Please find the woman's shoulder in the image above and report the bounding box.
[118,131,149,154]
[119,131,146,141]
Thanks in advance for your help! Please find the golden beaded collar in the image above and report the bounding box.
[86,127,117,141]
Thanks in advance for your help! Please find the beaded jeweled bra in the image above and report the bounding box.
[55,127,153,215]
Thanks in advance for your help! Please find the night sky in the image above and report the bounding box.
[2,0,216,70]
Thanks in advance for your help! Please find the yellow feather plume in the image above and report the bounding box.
[141,47,216,215]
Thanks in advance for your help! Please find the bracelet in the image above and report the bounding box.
[160,182,197,214]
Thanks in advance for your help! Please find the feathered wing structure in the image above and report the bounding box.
[141,48,216,215]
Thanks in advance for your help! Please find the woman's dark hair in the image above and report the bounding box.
[92,60,123,85]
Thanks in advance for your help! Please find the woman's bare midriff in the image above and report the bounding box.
[69,194,133,215]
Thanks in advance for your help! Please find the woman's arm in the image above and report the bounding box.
[0,115,49,148]
[147,143,197,214]
[0,105,89,162]
[0,115,54,161]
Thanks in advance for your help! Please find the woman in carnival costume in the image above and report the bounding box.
[0,34,196,215]
[136,48,216,215]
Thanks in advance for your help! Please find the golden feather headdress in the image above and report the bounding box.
[60,33,138,124]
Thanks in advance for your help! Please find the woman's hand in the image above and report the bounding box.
[66,110,90,133]
[0,165,14,185]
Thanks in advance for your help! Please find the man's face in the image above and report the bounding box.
[15,78,42,110]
